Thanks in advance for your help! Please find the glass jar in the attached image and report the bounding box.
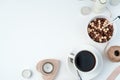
[109,0,120,6]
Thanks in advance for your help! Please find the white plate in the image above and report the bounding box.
[67,56,78,80]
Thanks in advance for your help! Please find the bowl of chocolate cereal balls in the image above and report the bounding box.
[87,16,117,43]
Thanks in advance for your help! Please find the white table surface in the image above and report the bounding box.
[1,0,120,80]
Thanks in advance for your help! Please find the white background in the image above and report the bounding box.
[0,0,120,80]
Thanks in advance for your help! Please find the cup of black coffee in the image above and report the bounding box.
[75,50,96,72]
[68,45,103,79]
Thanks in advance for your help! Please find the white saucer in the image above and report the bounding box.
[67,46,103,80]
[67,56,78,79]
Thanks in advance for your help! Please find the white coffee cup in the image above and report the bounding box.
[68,45,103,80]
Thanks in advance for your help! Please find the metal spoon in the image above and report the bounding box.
[76,70,82,80]
[104,16,120,28]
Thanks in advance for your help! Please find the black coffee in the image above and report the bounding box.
[75,50,96,72]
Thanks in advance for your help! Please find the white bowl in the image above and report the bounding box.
[86,15,117,44]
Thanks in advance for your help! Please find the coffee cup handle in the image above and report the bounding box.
[68,53,75,63]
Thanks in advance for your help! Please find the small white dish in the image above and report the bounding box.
[22,69,32,79]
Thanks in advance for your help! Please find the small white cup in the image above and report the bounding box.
[68,45,103,80]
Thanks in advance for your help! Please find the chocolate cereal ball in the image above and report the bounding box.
[87,18,114,43]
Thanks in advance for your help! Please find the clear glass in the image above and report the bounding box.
[109,0,120,6]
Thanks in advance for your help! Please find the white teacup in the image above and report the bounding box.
[68,45,103,80]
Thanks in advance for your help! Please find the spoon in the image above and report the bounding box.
[76,70,82,80]
[104,16,120,28]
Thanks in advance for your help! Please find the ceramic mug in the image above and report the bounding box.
[68,45,103,80]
